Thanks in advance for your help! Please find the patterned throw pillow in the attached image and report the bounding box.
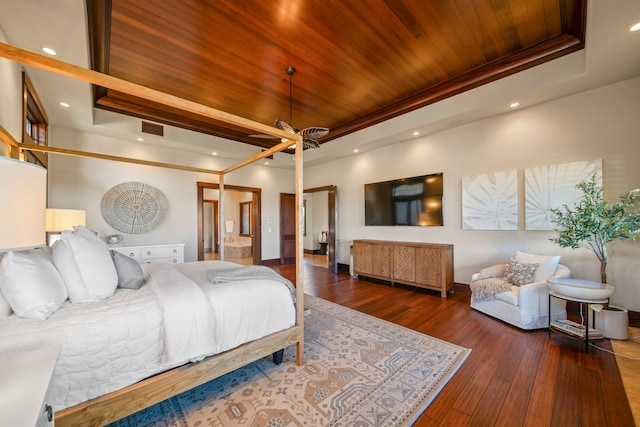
[503,258,538,286]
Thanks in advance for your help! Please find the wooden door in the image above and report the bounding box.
[280,193,296,264]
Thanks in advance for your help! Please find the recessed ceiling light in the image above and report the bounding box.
[630,22,640,32]
[212,152,217,156]
[353,149,359,153]
[59,102,69,108]
[137,137,143,142]
[413,131,420,136]
[510,102,520,108]
[265,161,269,165]
[43,47,56,55]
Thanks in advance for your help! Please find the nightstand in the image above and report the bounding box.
[0,346,60,426]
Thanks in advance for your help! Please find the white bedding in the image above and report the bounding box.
[0,260,296,411]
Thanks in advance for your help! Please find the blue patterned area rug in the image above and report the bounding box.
[109,295,471,427]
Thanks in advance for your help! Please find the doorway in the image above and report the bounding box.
[280,186,337,273]
[197,182,261,264]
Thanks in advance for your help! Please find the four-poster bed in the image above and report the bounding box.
[0,42,306,426]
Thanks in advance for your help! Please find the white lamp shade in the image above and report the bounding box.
[46,209,86,232]
[0,157,47,251]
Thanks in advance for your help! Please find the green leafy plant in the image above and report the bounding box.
[549,174,640,284]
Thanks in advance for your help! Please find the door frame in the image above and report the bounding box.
[304,185,338,273]
[197,182,262,264]
[203,199,219,254]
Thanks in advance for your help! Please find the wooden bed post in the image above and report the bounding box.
[219,172,225,261]
[294,136,305,366]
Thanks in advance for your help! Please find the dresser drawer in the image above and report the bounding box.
[141,256,182,264]
[139,245,182,260]
[113,244,185,264]
[112,247,140,260]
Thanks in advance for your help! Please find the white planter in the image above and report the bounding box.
[590,305,629,340]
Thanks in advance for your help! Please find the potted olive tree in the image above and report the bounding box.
[549,174,640,338]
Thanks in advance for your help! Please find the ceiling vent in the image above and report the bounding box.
[141,121,164,137]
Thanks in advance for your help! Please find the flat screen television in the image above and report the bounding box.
[364,173,443,226]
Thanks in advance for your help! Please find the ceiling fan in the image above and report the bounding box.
[251,66,329,149]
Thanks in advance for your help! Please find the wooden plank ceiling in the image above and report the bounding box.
[87,0,585,149]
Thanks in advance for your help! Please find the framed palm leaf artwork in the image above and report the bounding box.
[524,159,602,230]
[462,170,518,230]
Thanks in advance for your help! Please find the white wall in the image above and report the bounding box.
[305,77,640,311]
[0,26,24,156]
[47,127,294,262]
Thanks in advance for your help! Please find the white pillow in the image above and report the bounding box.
[52,229,118,303]
[0,287,13,319]
[515,251,560,282]
[0,248,68,320]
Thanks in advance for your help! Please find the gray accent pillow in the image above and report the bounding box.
[502,258,538,286]
[111,250,146,290]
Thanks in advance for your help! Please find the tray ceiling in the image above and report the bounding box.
[88,0,585,149]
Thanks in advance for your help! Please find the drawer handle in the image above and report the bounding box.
[45,404,53,422]
[129,252,135,257]
[172,249,177,253]
[147,251,152,255]
[173,259,178,263]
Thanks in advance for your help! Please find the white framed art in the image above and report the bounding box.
[524,159,602,230]
[462,170,518,230]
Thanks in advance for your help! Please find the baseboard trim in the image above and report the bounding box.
[455,282,471,296]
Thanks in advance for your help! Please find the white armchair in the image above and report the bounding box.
[470,252,571,330]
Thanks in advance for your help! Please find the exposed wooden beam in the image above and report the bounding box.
[0,42,294,141]
[222,136,300,175]
[18,143,220,175]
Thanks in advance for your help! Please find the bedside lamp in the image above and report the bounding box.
[0,157,47,251]
[45,208,86,246]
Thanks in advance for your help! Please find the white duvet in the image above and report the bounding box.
[0,260,296,411]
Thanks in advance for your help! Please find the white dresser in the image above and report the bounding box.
[112,243,185,264]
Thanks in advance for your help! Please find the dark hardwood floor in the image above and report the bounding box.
[270,262,635,427]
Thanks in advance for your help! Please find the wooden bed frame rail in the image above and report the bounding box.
[0,42,306,427]
[56,325,303,426]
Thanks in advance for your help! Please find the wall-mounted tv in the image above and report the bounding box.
[364,173,443,226]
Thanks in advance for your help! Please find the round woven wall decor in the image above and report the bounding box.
[101,182,168,234]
